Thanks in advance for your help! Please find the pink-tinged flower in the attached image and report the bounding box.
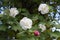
[34,30,40,36]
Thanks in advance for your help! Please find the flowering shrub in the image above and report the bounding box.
[0,0,60,40]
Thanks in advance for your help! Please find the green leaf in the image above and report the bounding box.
[21,8,30,17]
[50,32,60,38]
[0,37,6,40]
[0,25,7,31]
[32,14,39,21]
[38,15,44,22]
[55,25,60,28]
[0,14,3,17]
[17,37,35,40]
[17,33,36,40]
[12,24,22,31]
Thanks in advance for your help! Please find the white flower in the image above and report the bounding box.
[58,20,60,24]
[51,27,56,32]
[38,4,49,14]
[56,29,60,32]
[1,7,4,10]
[9,8,19,17]
[57,5,60,13]
[8,26,11,29]
[39,24,46,32]
[20,17,33,30]
[0,11,4,14]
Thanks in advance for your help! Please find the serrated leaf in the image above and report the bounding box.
[12,25,22,31]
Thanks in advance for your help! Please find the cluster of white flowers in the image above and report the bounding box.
[20,17,46,31]
[39,24,46,32]
[9,8,19,17]
[38,4,49,14]
[51,27,60,32]
[20,17,33,30]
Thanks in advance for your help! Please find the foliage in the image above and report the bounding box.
[0,0,60,40]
